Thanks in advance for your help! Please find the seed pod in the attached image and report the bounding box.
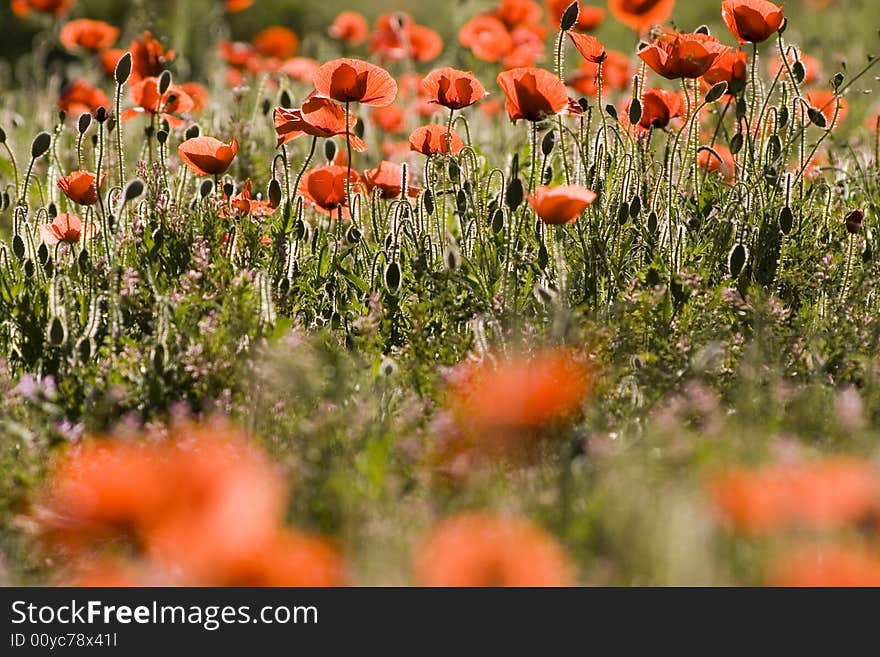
[510,152,520,178]
[423,189,435,216]
[705,81,728,103]
[24,259,35,278]
[384,261,402,294]
[324,139,337,162]
[831,72,845,90]
[158,70,172,95]
[77,113,92,135]
[156,129,169,145]
[491,208,504,233]
[767,134,782,161]
[115,52,132,85]
[730,132,744,155]
[96,106,108,123]
[605,104,618,121]
[628,98,642,126]
[541,129,556,156]
[506,177,524,211]
[807,107,827,128]
[346,225,361,244]
[37,242,49,265]
[728,243,748,278]
[616,202,629,225]
[630,195,642,218]
[268,179,282,208]
[279,89,293,108]
[223,182,234,198]
[456,189,467,215]
[124,178,145,203]
[647,211,659,235]
[48,316,66,346]
[293,218,306,240]
[199,179,214,198]
[777,105,789,129]
[448,158,460,183]
[261,98,271,116]
[48,202,57,218]
[31,132,51,159]
[12,235,25,259]
[185,124,201,140]
[845,209,864,234]
[77,337,93,361]
[560,1,579,31]
[778,206,794,235]
[538,243,549,270]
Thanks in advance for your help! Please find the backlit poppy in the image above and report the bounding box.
[608,0,675,33]
[274,96,367,151]
[363,161,419,199]
[638,32,729,80]
[58,80,109,117]
[504,26,547,69]
[59,19,119,53]
[568,32,606,64]
[329,11,369,46]
[371,104,407,134]
[124,77,195,127]
[178,136,239,177]
[698,144,736,180]
[414,512,574,586]
[529,185,596,224]
[313,58,398,107]
[408,125,465,156]
[252,26,299,59]
[496,67,570,122]
[458,15,513,63]
[39,213,94,246]
[228,179,274,217]
[58,170,106,206]
[299,165,357,215]
[767,546,880,587]
[721,0,785,44]
[11,0,72,17]
[369,13,443,63]
[421,68,488,110]
[545,0,605,32]
[633,88,682,130]
[567,49,631,96]
[130,31,175,81]
[493,0,543,29]
[703,48,748,96]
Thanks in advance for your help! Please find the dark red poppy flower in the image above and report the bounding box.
[313,58,397,107]
[228,179,274,217]
[721,0,785,44]
[11,0,72,17]
[329,11,369,46]
[633,88,683,130]
[178,137,239,177]
[459,15,513,63]
[494,0,543,29]
[638,32,729,80]
[58,80,109,117]
[123,77,195,127]
[608,0,675,33]
[422,68,488,110]
[130,31,175,81]
[58,170,106,206]
[363,161,419,199]
[371,105,407,134]
[567,49,631,96]
[568,32,606,64]
[496,67,570,122]
[298,165,357,215]
[59,19,119,53]
[703,48,748,95]
[252,26,299,59]
[529,185,596,224]
[546,0,605,32]
[274,96,367,151]
[409,125,465,156]
[39,213,95,245]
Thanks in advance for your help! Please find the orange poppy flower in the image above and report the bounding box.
[58,80,109,117]
[503,26,547,69]
[11,0,72,17]
[767,546,880,587]
[225,0,254,11]
[98,48,126,78]
[39,213,95,246]
[274,96,367,151]
[493,0,543,29]
[632,88,683,130]
[313,58,397,107]
[130,31,175,81]
[368,13,443,63]
[219,39,256,69]
[721,0,785,44]
[421,67,488,110]
[806,89,848,128]
[179,82,209,113]
[329,11,369,46]
[252,26,299,59]
[59,19,119,53]
[568,32,606,64]
[414,512,574,586]
[496,67,570,122]
[567,49,631,96]
[638,31,729,80]
[708,459,880,535]
[608,0,675,33]
[124,77,195,127]
[458,15,513,63]
[768,52,821,85]
[371,104,407,134]
[409,125,465,156]
[227,179,274,217]
[363,161,419,199]
[178,136,239,177]
[529,185,596,224]
[698,144,736,180]
[546,0,605,32]
[279,57,319,82]
[299,165,357,215]
[703,48,748,96]
[58,170,106,206]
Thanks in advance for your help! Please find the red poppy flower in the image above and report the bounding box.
[608,0,675,33]
[178,137,239,177]
[633,88,683,130]
[414,513,574,587]
[59,19,119,53]
[58,170,106,206]
[459,15,513,63]
[313,58,397,107]
[638,32,729,80]
[252,26,299,59]
[494,0,544,29]
[179,82,209,114]
[39,213,96,245]
[371,104,407,134]
[721,0,785,44]
[503,26,547,69]
[768,52,821,85]
[98,48,126,78]
[568,32,606,64]
[329,11,369,46]
[421,68,488,110]
[496,67,570,122]
[279,57,319,82]
[123,77,195,127]
[11,0,72,17]
[546,0,605,32]
[274,96,367,151]
[806,89,848,128]
[767,546,880,587]
[698,144,736,180]
[703,48,748,95]
[529,185,596,224]
[567,49,631,96]
[225,0,254,11]
[227,179,275,217]
[58,80,109,117]
[409,125,465,156]
[130,31,175,81]
[298,165,357,215]
[363,161,419,199]
[368,13,443,63]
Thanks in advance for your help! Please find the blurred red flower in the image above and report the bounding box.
[252,26,299,59]
[59,19,119,53]
[529,185,596,224]
[608,0,675,33]
[58,80,109,117]
[329,11,369,46]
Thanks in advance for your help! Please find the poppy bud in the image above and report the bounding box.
[223,182,234,198]
[268,179,282,209]
[384,261,402,295]
[158,70,173,95]
[96,106,108,123]
[47,202,57,218]
[831,72,845,90]
[444,244,461,271]
[730,132,744,155]
[506,177,524,211]
[78,248,90,272]
[807,107,827,128]
[77,337,93,362]
[324,139,337,162]
[12,235,25,259]
[605,104,618,121]
[279,90,293,109]
[577,97,589,113]
[199,179,214,198]
[37,242,49,265]
[185,124,201,141]
[423,189,435,216]
[845,209,864,234]
[261,98,271,116]
[48,316,67,347]
[647,211,659,236]
[630,195,642,218]
[124,178,145,203]
[705,81,728,103]
[156,129,168,145]
[491,208,504,234]
[448,158,461,183]
[542,165,553,185]
[779,206,794,235]
[115,52,132,85]
[560,2,579,31]
[617,202,630,225]
[77,113,92,135]
[778,106,789,128]
[58,110,67,124]
[31,132,51,159]
[792,60,806,84]
[541,130,556,156]
[767,134,782,161]
[346,225,362,244]
[729,243,748,278]
[628,98,642,126]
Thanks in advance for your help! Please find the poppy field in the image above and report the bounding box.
[1,0,880,587]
